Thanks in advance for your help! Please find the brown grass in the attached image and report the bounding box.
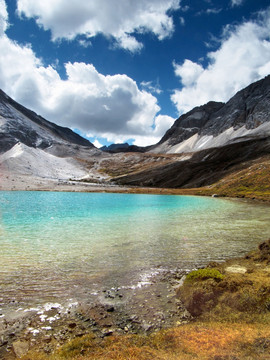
[195,156,270,201]
[22,322,270,360]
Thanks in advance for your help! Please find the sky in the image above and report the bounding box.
[1,0,270,148]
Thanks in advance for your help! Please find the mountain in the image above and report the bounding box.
[0,89,94,154]
[0,75,270,197]
[112,76,270,195]
[101,142,145,153]
[150,75,270,153]
[114,137,270,189]
[0,89,102,187]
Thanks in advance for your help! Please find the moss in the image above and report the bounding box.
[185,268,225,282]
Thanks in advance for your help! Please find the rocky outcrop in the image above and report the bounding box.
[154,101,224,147]
[151,75,270,153]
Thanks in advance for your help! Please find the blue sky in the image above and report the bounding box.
[1,0,270,147]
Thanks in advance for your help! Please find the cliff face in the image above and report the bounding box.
[151,75,270,154]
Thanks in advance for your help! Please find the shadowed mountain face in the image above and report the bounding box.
[0,90,94,154]
[101,143,145,153]
[150,75,270,154]
[114,137,270,189]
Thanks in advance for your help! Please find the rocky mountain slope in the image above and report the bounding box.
[113,137,270,189]
[0,75,270,195]
[110,76,270,193]
[0,89,102,185]
[150,75,270,154]
[0,90,94,154]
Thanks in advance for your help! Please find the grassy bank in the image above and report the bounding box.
[194,156,270,201]
[21,240,270,360]
[102,154,270,202]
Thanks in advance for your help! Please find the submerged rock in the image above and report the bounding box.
[12,340,29,358]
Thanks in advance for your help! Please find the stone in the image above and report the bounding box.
[12,340,29,358]
[68,322,77,329]
[106,306,115,313]
[225,265,247,274]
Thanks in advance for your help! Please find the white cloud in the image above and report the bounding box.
[141,80,162,95]
[197,8,222,16]
[0,0,8,34]
[231,0,244,7]
[0,13,173,146]
[93,139,103,148]
[205,8,222,15]
[16,0,181,52]
[173,59,204,87]
[171,8,270,114]
[179,17,185,26]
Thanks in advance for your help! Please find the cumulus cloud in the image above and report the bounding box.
[171,8,270,114]
[0,0,8,34]
[0,9,174,146]
[173,60,204,87]
[93,139,103,148]
[16,0,180,52]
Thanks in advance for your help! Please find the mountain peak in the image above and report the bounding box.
[151,75,270,154]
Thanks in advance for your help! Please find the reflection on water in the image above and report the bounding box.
[0,191,269,309]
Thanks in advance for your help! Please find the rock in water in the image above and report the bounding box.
[12,340,29,358]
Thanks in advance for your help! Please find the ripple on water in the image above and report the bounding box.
[0,192,269,311]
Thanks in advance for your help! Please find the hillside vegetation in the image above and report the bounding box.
[196,155,270,201]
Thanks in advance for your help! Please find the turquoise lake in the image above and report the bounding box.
[0,191,269,311]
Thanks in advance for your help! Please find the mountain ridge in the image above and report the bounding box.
[0,89,94,154]
[0,75,270,197]
[150,75,270,154]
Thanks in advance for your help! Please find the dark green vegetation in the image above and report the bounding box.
[178,239,270,320]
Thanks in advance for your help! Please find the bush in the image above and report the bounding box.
[186,268,224,282]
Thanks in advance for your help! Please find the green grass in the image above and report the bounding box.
[185,268,224,282]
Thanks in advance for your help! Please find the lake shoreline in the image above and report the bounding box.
[1,239,270,359]
[0,189,269,358]
[1,174,269,203]
[0,267,190,359]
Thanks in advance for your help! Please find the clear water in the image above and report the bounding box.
[0,191,269,310]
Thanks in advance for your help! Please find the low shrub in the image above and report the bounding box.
[186,268,225,282]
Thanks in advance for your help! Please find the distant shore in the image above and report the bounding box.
[1,173,270,204]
